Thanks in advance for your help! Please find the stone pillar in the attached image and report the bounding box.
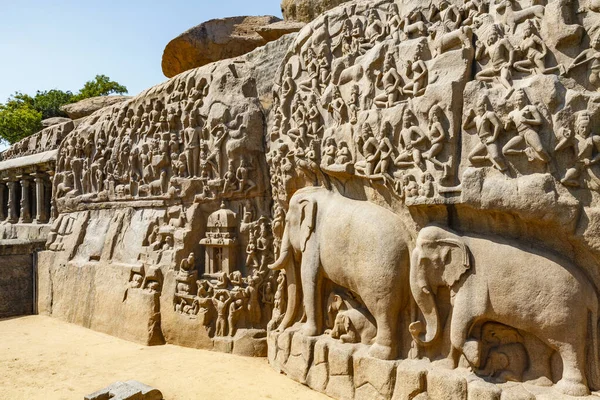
[0,183,5,222]
[34,174,47,223]
[6,181,18,223]
[19,176,32,223]
[47,171,56,222]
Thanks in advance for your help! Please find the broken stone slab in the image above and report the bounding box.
[60,95,131,119]
[161,15,283,78]
[41,116,71,128]
[255,20,305,42]
[84,380,162,400]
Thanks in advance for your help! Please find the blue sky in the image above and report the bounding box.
[0,1,283,102]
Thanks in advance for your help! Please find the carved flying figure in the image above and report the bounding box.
[464,95,507,171]
[502,89,549,164]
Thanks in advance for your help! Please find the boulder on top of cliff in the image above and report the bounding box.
[162,15,301,78]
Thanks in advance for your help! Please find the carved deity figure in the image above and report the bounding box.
[567,33,600,89]
[556,111,600,187]
[513,21,565,76]
[403,44,428,97]
[328,86,347,126]
[182,115,201,177]
[464,96,507,171]
[395,109,427,168]
[213,291,232,337]
[423,105,449,177]
[502,89,549,164]
[375,52,403,108]
[475,25,515,96]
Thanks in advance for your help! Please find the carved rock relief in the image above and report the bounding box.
[266,0,600,398]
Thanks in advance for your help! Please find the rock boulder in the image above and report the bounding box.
[41,117,72,128]
[161,15,294,78]
[60,95,131,119]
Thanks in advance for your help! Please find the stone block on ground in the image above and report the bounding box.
[392,360,428,400]
[84,380,162,400]
[353,353,397,400]
[427,369,468,400]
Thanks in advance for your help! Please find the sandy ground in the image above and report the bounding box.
[0,315,329,400]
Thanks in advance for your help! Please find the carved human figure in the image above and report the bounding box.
[374,120,395,179]
[328,86,346,126]
[423,105,449,176]
[567,33,600,89]
[335,141,352,166]
[555,111,600,187]
[245,277,262,328]
[403,44,428,97]
[475,25,515,95]
[348,85,360,125]
[355,122,380,176]
[316,46,331,92]
[307,93,323,138]
[513,21,565,76]
[289,93,309,143]
[213,290,232,337]
[246,230,260,273]
[183,115,201,177]
[321,137,337,168]
[395,109,427,168]
[375,52,403,108]
[227,297,244,337]
[502,89,549,163]
[464,95,507,171]
[419,172,436,197]
[299,47,319,93]
[361,10,386,51]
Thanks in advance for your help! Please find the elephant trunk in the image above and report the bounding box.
[269,223,302,331]
[409,249,440,346]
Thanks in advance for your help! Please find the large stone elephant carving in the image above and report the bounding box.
[269,186,412,359]
[409,225,599,396]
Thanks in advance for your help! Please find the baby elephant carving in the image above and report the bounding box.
[326,294,376,345]
[409,225,599,396]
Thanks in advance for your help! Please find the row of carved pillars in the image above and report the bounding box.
[0,173,52,224]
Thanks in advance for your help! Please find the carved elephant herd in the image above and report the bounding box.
[268,186,600,396]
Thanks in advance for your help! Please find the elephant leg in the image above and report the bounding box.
[554,340,589,396]
[300,250,322,337]
[368,299,400,360]
[448,309,479,368]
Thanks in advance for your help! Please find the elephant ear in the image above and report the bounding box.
[299,198,317,252]
[437,238,472,287]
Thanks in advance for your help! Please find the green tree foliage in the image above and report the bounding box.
[74,75,128,101]
[0,97,43,144]
[0,75,127,145]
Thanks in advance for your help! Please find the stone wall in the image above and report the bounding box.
[0,240,45,318]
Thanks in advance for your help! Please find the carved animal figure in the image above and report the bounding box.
[496,0,545,33]
[409,225,599,396]
[269,186,412,359]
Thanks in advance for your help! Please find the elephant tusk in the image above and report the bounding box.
[422,287,431,295]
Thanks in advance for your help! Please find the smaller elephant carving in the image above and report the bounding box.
[409,225,599,396]
[325,293,376,345]
[475,322,528,383]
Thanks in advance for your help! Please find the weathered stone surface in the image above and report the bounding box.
[280,0,350,22]
[0,252,33,318]
[59,95,131,119]
[255,20,305,41]
[84,380,162,400]
[161,15,282,78]
[391,361,427,400]
[41,116,71,128]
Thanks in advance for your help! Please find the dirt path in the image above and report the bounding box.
[0,315,328,400]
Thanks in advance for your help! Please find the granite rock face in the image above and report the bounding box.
[4,0,600,399]
[41,117,72,128]
[161,15,298,78]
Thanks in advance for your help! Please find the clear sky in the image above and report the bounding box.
[0,0,283,102]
